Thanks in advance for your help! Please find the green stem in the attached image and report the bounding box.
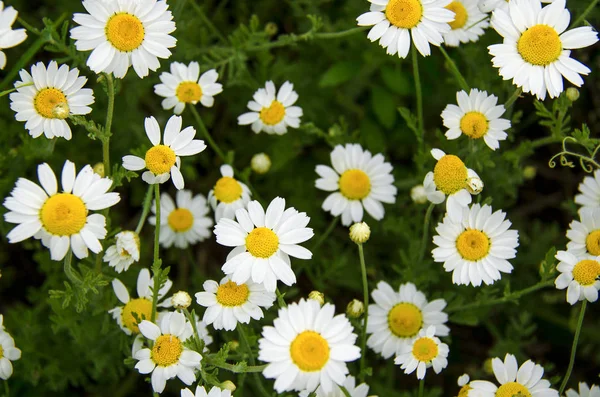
[245,26,367,52]
[189,105,227,162]
[63,249,82,285]
[311,216,339,252]
[439,46,470,91]
[102,73,115,177]
[189,0,227,43]
[206,360,268,373]
[276,288,287,308]
[357,243,369,383]
[150,184,161,323]
[17,17,40,35]
[0,34,48,90]
[412,45,424,139]
[238,326,271,397]
[558,300,587,394]
[340,385,352,397]
[183,308,205,353]
[573,0,600,26]
[3,380,8,397]
[418,203,435,263]
[418,378,425,397]
[0,82,34,98]
[504,87,522,108]
[135,185,154,234]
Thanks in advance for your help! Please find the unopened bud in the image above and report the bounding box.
[264,22,278,37]
[220,380,236,392]
[410,184,428,204]
[566,87,580,101]
[523,165,536,180]
[171,291,192,309]
[346,299,365,318]
[483,358,494,375]
[93,162,105,177]
[349,222,370,244]
[52,102,70,119]
[466,177,484,195]
[229,340,240,351]
[251,153,271,174]
[308,290,325,305]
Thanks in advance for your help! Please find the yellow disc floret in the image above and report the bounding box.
[456,229,490,261]
[245,227,279,258]
[460,112,489,138]
[517,25,562,66]
[572,259,600,286]
[585,230,600,256]
[386,0,423,29]
[412,337,438,362]
[145,145,176,175]
[176,82,202,103]
[214,177,243,203]
[446,1,468,30]
[152,334,183,367]
[339,169,371,200]
[259,100,286,125]
[216,281,250,306]
[290,331,330,371]
[496,382,532,397]
[433,155,468,194]
[40,193,88,236]
[388,303,423,337]
[34,88,68,119]
[168,208,194,232]
[105,13,145,52]
[121,298,152,333]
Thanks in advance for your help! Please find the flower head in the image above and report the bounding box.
[457,374,471,397]
[0,2,27,69]
[555,250,600,304]
[575,170,600,210]
[181,386,232,397]
[567,208,600,257]
[208,165,252,222]
[349,222,371,244]
[0,322,21,380]
[443,0,489,46]
[172,291,192,309]
[394,326,449,379]
[103,231,140,273]
[566,382,600,397]
[299,375,371,397]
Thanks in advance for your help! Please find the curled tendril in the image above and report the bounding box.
[548,137,600,173]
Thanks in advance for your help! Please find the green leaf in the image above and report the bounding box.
[371,86,397,129]
[319,61,360,87]
[381,66,412,96]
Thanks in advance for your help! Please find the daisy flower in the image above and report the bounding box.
[181,386,231,397]
[122,115,206,190]
[575,170,600,210]
[394,326,449,379]
[3,160,120,261]
[566,383,600,397]
[238,81,302,135]
[567,207,600,257]
[70,0,176,79]
[214,197,313,292]
[154,61,223,115]
[0,330,21,380]
[315,143,397,226]
[367,281,449,359]
[299,375,370,397]
[356,0,454,58]
[441,89,510,150]
[9,61,94,140]
[443,0,489,46]
[488,0,599,100]
[149,190,213,249]
[554,250,600,305]
[469,353,559,397]
[0,2,27,69]
[103,230,140,273]
[109,268,173,335]
[258,299,361,393]
[457,374,471,397]
[134,312,202,394]
[208,164,252,222]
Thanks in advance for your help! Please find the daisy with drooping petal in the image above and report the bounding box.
[489,0,599,100]
[149,190,213,249]
[441,89,510,150]
[181,386,231,397]
[315,143,397,226]
[154,61,223,115]
[0,2,27,69]
[432,203,519,287]
[469,353,559,397]
[9,61,94,140]
[208,164,252,222]
[3,160,120,261]
[134,312,202,394]
[103,230,140,273]
[443,0,489,46]
[394,326,449,379]
[554,250,600,305]
[238,81,302,135]
[457,374,471,396]
[259,299,361,394]
[575,170,600,210]
[566,383,600,397]
[214,197,313,292]
[366,281,449,359]
[122,115,206,190]
[299,375,370,397]
[70,0,176,79]
[195,276,276,331]
[0,329,21,380]
[567,207,600,257]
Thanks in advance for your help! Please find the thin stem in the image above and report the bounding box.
[17,17,40,34]
[206,360,268,373]
[189,0,227,43]
[3,381,9,397]
[63,249,82,285]
[102,73,115,177]
[439,46,470,91]
[412,45,424,139]
[573,0,600,26]
[135,185,154,234]
[504,87,523,108]
[189,105,227,162]
[183,308,205,353]
[558,300,587,394]
[238,325,271,397]
[340,386,352,397]
[418,203,435,263]
[245,26,367,52]
[357,243,369,383]
[150,184,161,323]
[418,378,425,397]
[0,34,48,90]
[311,216,339,252]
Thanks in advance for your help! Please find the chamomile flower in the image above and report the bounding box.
[9,61,94,140]
[567,207,600,257]
[134,312,202,394]
[575,170,600,210]
[457,374,471,397]
[554,250,600,305]
[103,230,140,273]
[70,0,176,79]
[356,0,454,58]
[3,160,120,261]
[315,144,397,226]
[469,353,559,397]
[154,62,223,115]
[258,299,361,393]
[208,165,252,222]
[443,0,489,46]
[122,115,206,190]
[181,386,231,397]
[0,2,27,69]
[299,375,370,397]
[195,276,276,331]
[0,331,20,380]
[214,197,313,292]
[109,268,173,335]
[394,326,449,379]
[149,190,213,249]
[441,89,510,150]
[566,383,600,397]
[488,0,599,100]
[238,81,302,135]
[367,281,449,359]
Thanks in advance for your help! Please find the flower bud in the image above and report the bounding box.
[483,358,494,375]
[566,87,580,101]
[264,22,278,37]
[52,102,70,119]
[251,153,271,174]
[220,380,237,392]
[308,290,325,305]
[93,162,105,177]
[466,177,484,195]
[523,165,536,180]
[171,291,192,309]
[410,184,428,204]
[349,222,370,244]
[346,299,365,318]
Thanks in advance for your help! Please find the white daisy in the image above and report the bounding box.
[9,61,94,140]
[0,330,21,380]
[103,230,140,273]
[3,160,120,261]
[207,164,252,222]
[122,115,206,190]
[566,383,600,397]
[457,374,471,397]
[488,0,599,100]
[109,268,173,335]
[299,375,370,397]
[394,326,449,379]
[149,189,213,249]
[575,170,600,210]
[554,250,600,305]
[315,143,397,227]
[214,196,313,292]
[237,81,303,135]
[154,61,223,115]
[134,312,202,394]
[366,281,449,359]
[181,386,231,397]
[258,299,361,393]
[443,0,489,46]
[567,207,600,257]
[0,2,27,69]
[356,0,454,58]
[441,89,510,150]
[469,353,559,397]
[70,0,176,79]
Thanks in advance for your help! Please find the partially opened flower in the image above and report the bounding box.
[299,375,370,397]
[394,326,449,379]
[567,207,600,257]
[575,170,600,210]
[443,0,489,46]
[208,165,252,222]
[0,2,27,69]
[554,250,600,305]
[566,383,600,397]
[103,230,140,273]
[0,330,21,380]
[181,386,231,397]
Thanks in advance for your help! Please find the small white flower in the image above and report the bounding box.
[208,165,252,222]
[181,386,231,397]
[575,170,600,210]
[0,2,27,69]
[567,207,600,257]
[299,375,370,397]
[443,0,489,47]
[411,185,428,204]
[103,231,140,273]
[0,330,21,380]
[554,250,600,305]
[394,326,449,379]
[566,382,600,397]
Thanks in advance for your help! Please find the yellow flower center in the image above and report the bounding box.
[446,1,468,30]
[216,281,250,306]
[168,208,194,232]
[572,259,600,286]
[290,331,330,372]
[339,169,371,200]
[388,303,423,337]
[40,193,88,236]
[176,82,202,103]
[585,230,600,256]
[214,177,243,203]
[433,155,468,195]
[152,334,183,367]
[245,227,279,258]
[458,384,472,397]
[385,0,424,29]
[105,13,145,52]
[144,145,176,175]
[460,111,489,138]
[517,25,562,66]
[259,100,286,125]
[121,298,152,333]
[496,382,532,397]
[34,88,68,119]
[412,337,438,362]
[456,229,490,261]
